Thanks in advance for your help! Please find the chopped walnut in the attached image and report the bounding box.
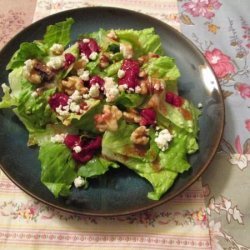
[130,126,149,145]
[138,52,159,65]
[139,70,147,78]
[73,59,87,71]
[123,109,141,124]
[107,30,118,40]
[149,77,165,93]
[95,105,122,132]
[99,54,110,69]
[61,76,88,95]
[24,59,55,85]
[138,80,149,95]
[145,94,161,109]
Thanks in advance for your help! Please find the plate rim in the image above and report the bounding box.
[0,6,225,217]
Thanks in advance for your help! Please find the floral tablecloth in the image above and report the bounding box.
[0,0,249,249]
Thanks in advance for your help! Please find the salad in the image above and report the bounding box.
[0,18,201,200]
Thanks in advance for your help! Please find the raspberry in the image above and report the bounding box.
[89,75,105,90]
[78,38,100,58]
[165,92,183,107]
[64,53,76,68]
[118,59,140,89]
[64,135,102,164]
[140,108,156,126]
[48,93,69,111]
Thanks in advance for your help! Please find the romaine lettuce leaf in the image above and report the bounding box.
[78,156,119,178]
[115,28,164,57]
[115,92,146,109]
[0,84,18,108]
[101,148,177,200]
[6,42,47,70]
[39,142,76,197]
[43,18,74,47]
[142,56,180,81]
[66,100,103,133]
[15,87,57,132]
[157,99,201,135]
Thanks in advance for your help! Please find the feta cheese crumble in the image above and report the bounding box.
[46,56,64,70]
[73,145,82,153]
[78,69,90,81]
[49,43,64,55]
[117,69,125,79]
[104,77,119,102]
[89,84,100,98]
[89,51,98,61]
[154,129,173,151]
[82,38,90,43]
[23,59,34,76]
[198,102,203,108]
[120,43,133,59]
[70,90,82,102]
[51,133,67,143]
[74,176,86,188]
[81,54,89,63]
[55,105,70,116]
[69,102,80,113]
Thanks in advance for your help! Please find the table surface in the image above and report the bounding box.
[0,1,249,249]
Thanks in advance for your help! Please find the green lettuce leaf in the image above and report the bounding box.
[6,42,47,70]
[39,142,76,197]
[104,61,122,77]
[78,156,119,178]
[101,148,177,200]
[115,28,164,57]
[142,56,180,81]
[15,87,57,132]
[66,100,103,133]
[0,84,18,108]
[115,92,146,109]
[157,99,201,135]
[43,18,74,47]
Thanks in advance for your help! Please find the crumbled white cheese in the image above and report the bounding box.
[74,176,86,188]
[49,43,64,55]
[69,102,80,113]
[89,84,100,98]
[120,43,133,59]
[89,51,98,61]
[73,145,82,153]
[70,90,82,102]
[104,77,120,102]
[83,93,90,99]
[135,86,141,94]
[78,70,90,81]
[117,69,125,79]
[51,133,66,143]
[46,56,64,70]
[55,105,70,116]
[154,129,173,151]
[81,54,89,63]
[198,102,203,108]
[128,87,135,93]
[23,59,34,76]
[83,38,90,43]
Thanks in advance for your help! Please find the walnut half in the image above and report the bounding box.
[130,126,149,145]
[95,105,122,132]
[61,76,88,95]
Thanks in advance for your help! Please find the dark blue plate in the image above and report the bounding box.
[0,7,224,216]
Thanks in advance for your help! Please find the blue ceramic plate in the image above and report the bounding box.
[0,7,224,216]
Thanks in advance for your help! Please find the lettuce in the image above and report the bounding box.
[115,92,146,109]
[6,42,47,70]
[43,18,74,47]
[78,157,119,178]
[15,87,57,132]
[39,142,76,197]
[142,56,180,81]
[0,84,18,108]
[115,28,164,57]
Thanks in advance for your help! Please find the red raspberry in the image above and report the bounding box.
[140,108,156,126]
[48,93,69,111]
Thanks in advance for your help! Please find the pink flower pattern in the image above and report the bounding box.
[204,48,236,78]
[234,83,250,99]
[182,0,222,19]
